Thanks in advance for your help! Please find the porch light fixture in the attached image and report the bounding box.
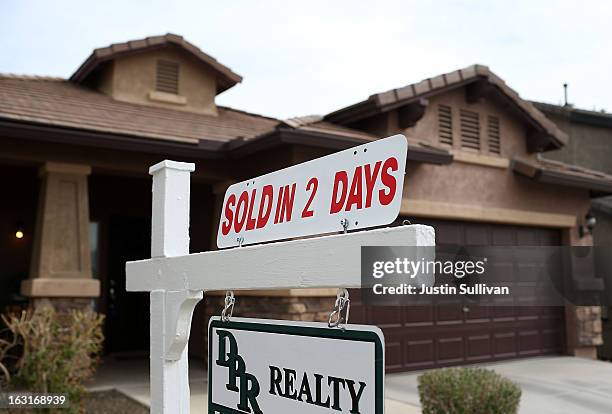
[579,212,597,238]
[15,222,24,239]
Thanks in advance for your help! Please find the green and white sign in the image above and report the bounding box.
[208,317,385,414]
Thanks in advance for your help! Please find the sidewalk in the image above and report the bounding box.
[89,357,421,413]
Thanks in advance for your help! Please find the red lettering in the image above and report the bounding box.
[274,186,284,224]
[277,183,296,223]
[234,191,249,232]
[330,171,348,214]
[345,166,363,212]
[364,161,381,208]
[256,185,273,229]
[245,189,257,230]
[301,178,318,218]
[379,157,398,205]
[221,194,236,235]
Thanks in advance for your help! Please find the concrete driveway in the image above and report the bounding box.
[385,356,612,414]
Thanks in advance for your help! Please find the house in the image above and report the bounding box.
[1,33,610,372]
[532,101,612,361]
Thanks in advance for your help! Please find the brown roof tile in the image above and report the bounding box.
[327,64,569,148]
[0,75,278,145]
[282,116,451,155]
[512,156,612,195]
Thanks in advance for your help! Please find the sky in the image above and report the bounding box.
[1,1,611,120]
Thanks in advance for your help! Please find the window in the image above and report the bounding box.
[460,109,480,151]
[487,115,501,154]
[155,60,179,94]
[438,105,453,146]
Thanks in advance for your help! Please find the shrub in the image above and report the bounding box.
[0,306,104,412]
[418,367,521,414]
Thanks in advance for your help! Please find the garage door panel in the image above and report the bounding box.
[466,334,492,361]
[404,306,434,327]
[436,305,465,324]
[493,331,518,357]
[370,307,402,327]
[518,330,542,355]
[465,305,490,321]
[492,306,518,320]
[385,338,403,371]
[405,338,435,369]
[437,337,464,364]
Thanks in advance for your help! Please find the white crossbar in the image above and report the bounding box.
[126,224,434,293]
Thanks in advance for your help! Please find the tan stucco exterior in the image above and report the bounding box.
[21,162,100,299]
[95,48,219,115]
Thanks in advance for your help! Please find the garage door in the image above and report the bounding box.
[351,219,566,372]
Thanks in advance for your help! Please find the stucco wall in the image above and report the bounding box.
[99,48,218,115]
[404,161,589,218]
[544,112,612,175]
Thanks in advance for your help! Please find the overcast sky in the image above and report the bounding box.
[1,1,610,119]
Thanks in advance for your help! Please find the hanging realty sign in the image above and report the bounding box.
[217,134,408,248]
[209,317,384,414]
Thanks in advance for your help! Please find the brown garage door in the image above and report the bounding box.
[351,219,566,372]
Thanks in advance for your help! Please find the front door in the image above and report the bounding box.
[105,216,150,355]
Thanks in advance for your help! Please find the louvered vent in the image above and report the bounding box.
[460,109,480,150]
[438,105,453,146]
[487,116,501,154]
[156,60,179,94]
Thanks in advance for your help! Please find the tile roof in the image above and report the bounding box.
[533,101,612,129]
[0,74,279,145]
[512,156,612,195]
[281,115,452,163]
[326,64,569,148]
[70,33,242,93]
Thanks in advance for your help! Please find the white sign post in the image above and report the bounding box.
[126,139,435,414]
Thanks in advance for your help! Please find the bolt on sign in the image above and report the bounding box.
[209,318,384,414]
[217,134,408,248]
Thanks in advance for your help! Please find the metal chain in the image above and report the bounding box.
[221,291,235,322]
[328,288,350,329]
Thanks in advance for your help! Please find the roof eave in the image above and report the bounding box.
[511,157,612,196]
[228,127,452,165]
[0,117,227,160]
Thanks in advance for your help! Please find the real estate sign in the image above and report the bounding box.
[208,318,385,414]
[217,134,408,248]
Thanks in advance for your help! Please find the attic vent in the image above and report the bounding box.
[460,109,480,151]
[487,115,501,154]
[156,60,179,94]
[438,105,453,146]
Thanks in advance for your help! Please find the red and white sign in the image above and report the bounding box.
[217,134,408,248]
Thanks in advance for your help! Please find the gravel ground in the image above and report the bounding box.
[84,389,149,413]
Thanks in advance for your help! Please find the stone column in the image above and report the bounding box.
[564,227,603,359]
[21,162,99,309]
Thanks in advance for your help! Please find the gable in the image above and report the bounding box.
[325,65,568,153]
[96,47,220,115]
[409,87,530,158]
[69,34,242,115]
